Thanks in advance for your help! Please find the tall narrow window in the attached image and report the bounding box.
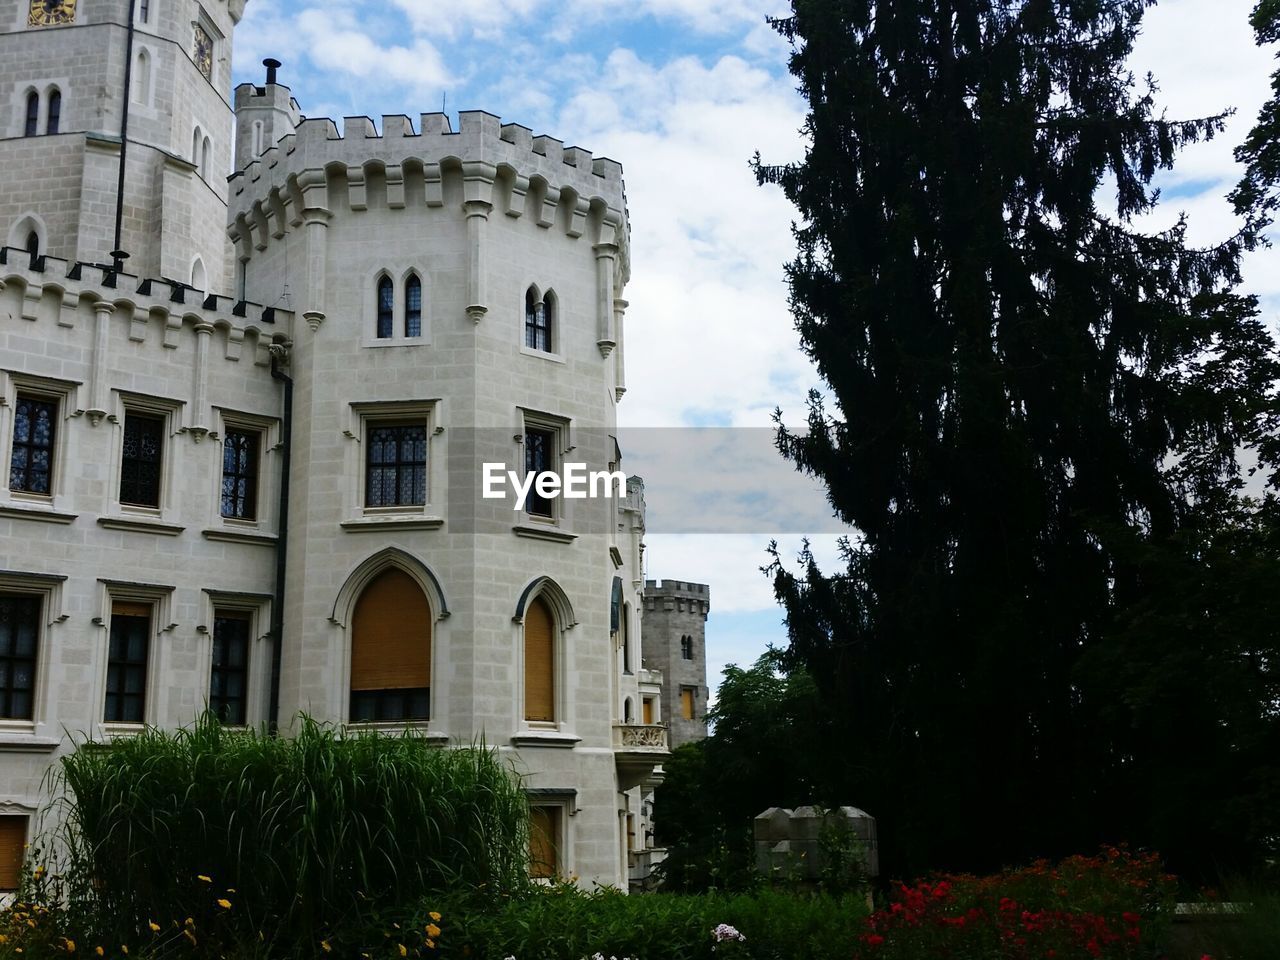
[210,610,250,725]
[192,127,202,166]
[621,606,631,674]
[201,136,212,178]
[525,286,551,351]
[10,395,56,495]
[642,697,654,724]
[365,423,426,507]
[46,90,60,134]
[376,276,393,339]
[138,0,149,23]
[105,602,150,723]
[120,412,164,507]
[220,429,259,519]
[523,427,556,518]
[133,49,151,103]
[0,594,40,721]
[523,596,555,722]
[529,805,560,879]
[349,569,431,722]
[680,635,693,660]
[0,817,27,893]
[24,92,38,137]
[540,291,556,352]
[25,232,39,259]
[405,275,422,337]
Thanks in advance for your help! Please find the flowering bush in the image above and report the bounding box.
[854,848,1178,960]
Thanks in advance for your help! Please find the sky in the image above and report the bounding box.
[230,0,1279,700]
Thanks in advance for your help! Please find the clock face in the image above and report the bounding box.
[194,25,213,80]
[28,0,76,27]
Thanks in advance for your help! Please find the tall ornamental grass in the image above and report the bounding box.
[52,715,531,949]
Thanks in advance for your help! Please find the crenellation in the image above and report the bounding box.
[343,116,377,140]
[500,122,533,152]
[383,115,416,139]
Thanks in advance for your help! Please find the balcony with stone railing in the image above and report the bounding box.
[613,722,670,790]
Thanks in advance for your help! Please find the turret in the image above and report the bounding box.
[234,59,302,173]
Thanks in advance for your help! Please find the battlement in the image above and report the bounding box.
[0,246,288,364]
[227,109,630,279]
[645,580,710,597]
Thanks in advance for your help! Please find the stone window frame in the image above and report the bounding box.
[1,371,79,511]
[364,267,432,348]
[0,571,66,737]
[109,391,184,522]
[525,789,576,882]
[210,408,278,533]
[199,590,271,730]
[94,579,175,736]
[519,283,564,364]
[341,400,444,529]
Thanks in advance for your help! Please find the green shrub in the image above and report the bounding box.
[428,885,870,960]
[45,715,530,955]
[1178,881,1280,960]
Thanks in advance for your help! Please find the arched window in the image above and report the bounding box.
[25,232,39,258]
[405,274,422,337]
[525,285,552,352]
[201,136,212,179]
[349,568,432,722]
[192,127,202,166]
[46,89,60,135]
[133,49,151,104]
[376,276,394,339]
[541,290,556,352]
[681,635,693,660]
[623,697,633,723]
[190,257,206,291]
[251,120,264,158]
[24,92,38,137]
[523,596,555,723]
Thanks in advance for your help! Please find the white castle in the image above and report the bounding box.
[0,0,693,891]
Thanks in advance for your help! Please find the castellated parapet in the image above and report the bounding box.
[227,109,630,334]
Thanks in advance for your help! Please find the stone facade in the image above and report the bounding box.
[0,0,672,892]
[641,580,710,748]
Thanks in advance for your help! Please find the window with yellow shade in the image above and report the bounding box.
[0,816,27,892]
[349,568,432,722]
[523,596,555,723]
[529,805,561,879]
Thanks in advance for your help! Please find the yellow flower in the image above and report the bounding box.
[428,912,441,922]
[425,939,435,949]
[63,938,75,953]
[184,918,195,928]
[196,875,212,883]
[95,948,104,957]
[121,948,129,955]
[398,944,407,958]
[320,941,332,953]
[216,899,232,910]
[425,924,441,938]
[33,866,45,879]
[148,922,160,934]
[0,935,7,944]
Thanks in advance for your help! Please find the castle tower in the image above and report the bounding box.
[0,0,244,288]
[232,60,299,183]
[642,580,710,748]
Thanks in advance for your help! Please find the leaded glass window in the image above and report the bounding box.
[120,412,163,507]
[0,595,39,720]
[10,395,56,495]
[220,429,259,520]
[211,611,249,725]
[366,423,426,507]
[405,275,422,337]
[523,427,555,518]
[376,276,393,339]
[105,604,149,723]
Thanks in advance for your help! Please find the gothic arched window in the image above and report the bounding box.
[405,274,422,337]
[524,596,555,723]
[349,568,432,722]
[376,276,394,339]
[24,92,38,137]
[46,89,60,135]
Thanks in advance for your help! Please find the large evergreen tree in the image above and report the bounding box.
[757,0,1280,882]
